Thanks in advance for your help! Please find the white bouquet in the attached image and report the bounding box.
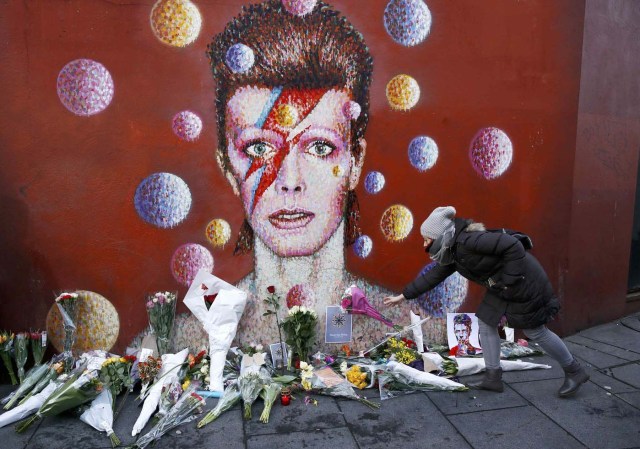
[131,348,188,436]
[79,389,120,447]
[444,357,552,376]
[379,360,467,400]
[0,382,58,428]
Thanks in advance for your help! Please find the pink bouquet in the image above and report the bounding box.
[341,285,400,329]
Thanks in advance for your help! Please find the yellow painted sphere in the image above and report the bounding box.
[46,290,119,353]
[150,0,202,47]
[386,74,420,111]
[380,204,414,241]
[205,218,232,247]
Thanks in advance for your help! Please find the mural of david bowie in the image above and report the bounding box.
[169,1,453,353]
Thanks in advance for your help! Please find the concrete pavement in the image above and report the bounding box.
[1,312,639,449]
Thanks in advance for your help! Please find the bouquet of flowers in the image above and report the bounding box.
[129,386,206,449]
[17,358,65,406]
[0,331,17,385]
[138,355,162,399]
[183,270,247,393]
[79,389,120,447]
[14,333,30,383]
[238,372,265,420]
[341,285,401,330]
[197,383,241,428]
[441,357,552,376]
[259,382,282,423]
[309,366,379,409]
[145,291,177,355]
[0,381,59,429]
[281,306,318,364]
[30,331,47,366]
[345,365,373,390]
[500,341,544,359]
[132,348,188,437]
[262,286,286,370]
[15,365,103,433]
[55,292,79,372]
[3,363,50,410]
[299,361,314,391]
[383,337,421,366]
[99,355,136,410]
[378,361,467,401]
[156,378,183,422]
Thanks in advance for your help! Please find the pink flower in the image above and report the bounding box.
[341,285,395,327]
[517,339,528,347]
[146,301,154,309]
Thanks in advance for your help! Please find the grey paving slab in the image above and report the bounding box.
[511,378,640,449]
[565,334,640,361]
[0,385,47,449]
[620,314,640,332]
[565,341,631,368]
[244,393,345,436]
[339,391,472,449]
[617,391,640,410]
[24,413,113,449]
[610,363,640,388]
[247,426,356,449]
[427,380,528,415]
[577,323,640,354]
[588,368,639,394]
[447,406,585,449]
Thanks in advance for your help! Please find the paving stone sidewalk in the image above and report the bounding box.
[1,313,639,449]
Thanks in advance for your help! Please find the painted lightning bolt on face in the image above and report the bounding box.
[226,86,362,257]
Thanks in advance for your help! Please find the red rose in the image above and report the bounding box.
[267,286,276,294]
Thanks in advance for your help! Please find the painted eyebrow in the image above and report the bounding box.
[235,128,284,150]
[295,127,347,149]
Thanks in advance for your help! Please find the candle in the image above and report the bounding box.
[280,388,292,406]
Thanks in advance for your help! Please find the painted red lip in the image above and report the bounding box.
[268,208,315,229]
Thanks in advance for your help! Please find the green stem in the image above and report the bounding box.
[0,352,17,385]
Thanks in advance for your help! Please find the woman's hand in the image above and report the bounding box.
[383,294,405,306]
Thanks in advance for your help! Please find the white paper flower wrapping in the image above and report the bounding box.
[386,360,466,390]
[183,269,247,392]
[79,389,116,437]
[131,348,189,436]
[410,311,424,353]
[451,357,552,376]
[0,382,58,428]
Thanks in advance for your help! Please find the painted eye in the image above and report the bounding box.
[307,141,335,157]
[244,141,275,159]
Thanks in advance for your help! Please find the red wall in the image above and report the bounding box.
[0,0,598,351]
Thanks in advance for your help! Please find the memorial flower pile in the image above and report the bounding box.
[145,291,177,355]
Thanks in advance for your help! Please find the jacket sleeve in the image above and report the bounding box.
[402,263,456,299]
[467,232,526,286]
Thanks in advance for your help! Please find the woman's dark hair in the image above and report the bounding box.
[207,1,373,254]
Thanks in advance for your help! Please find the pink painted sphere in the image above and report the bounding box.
[282,0,317,16]
[469,127,513,179]
[57,59,114,116]
[171,243,214,286]
[172,110,202,141]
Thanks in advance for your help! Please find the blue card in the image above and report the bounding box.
[325,305,353,343]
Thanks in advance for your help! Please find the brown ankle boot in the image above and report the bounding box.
[558,359,589,397]
[468,367,504,392]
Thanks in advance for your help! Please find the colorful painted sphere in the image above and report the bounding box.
[380,205,414,241]
[225,43,255,74]
[342,101,362,120]
[415,262,468,318]
[150,0,202,47]
[364,171,385,194]
[57,59,114,116]
[282,0,318,16]
[205,218,231,247]
[332,165,345,177]
[46,290,120,353]
[353,235,373,258]
[386,74,420,111]
[409,136,438,171]
[274,104,299,128]
[384,0,432,46]
[134,173,192,228]
[172,110,202,141]
[171,243,214,286]
[286,284,315,308]
[469,127,513,179]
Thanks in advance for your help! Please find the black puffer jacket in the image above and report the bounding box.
[403,218,560,329]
